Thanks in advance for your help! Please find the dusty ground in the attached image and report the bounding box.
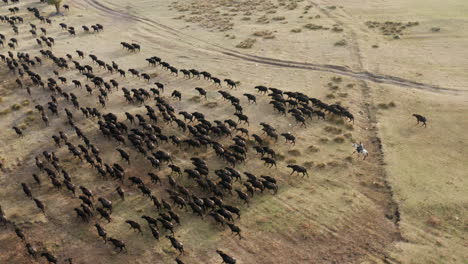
[0,0,467,263]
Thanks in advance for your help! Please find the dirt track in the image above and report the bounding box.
[77,0,466,94]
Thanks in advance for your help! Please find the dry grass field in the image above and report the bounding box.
[0,0,467,263]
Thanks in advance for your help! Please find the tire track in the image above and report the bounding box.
[308,0,403,240]
[73,0,465,94]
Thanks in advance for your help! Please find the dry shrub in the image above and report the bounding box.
[334,39,347,46]
[190,96,201,103]
[326,160,340,167]
[203,102,218,108]
[338,93,348,98]
[333,136,345,143]
[324,126,342,135]
[11,104,21,111]
[345,124,354,130]
[272,16,285,21]
[291,28,302,33]
[344,156,353,162]
[388,101,396,107]
[256,15,269,24]
[343,133,352,138]
[25,116,35,122]
[303,23,327,30]
[241,17,251,21]
[431,27,440,32]
[332,26,343,32]
[287,150,301,156]
[366,20,418,37]
[331,76,342,83]
[276,153,285,161]
[372,44,379,48]
[316,163,326,169]
[303,161,314,168]
[307,145,320,153]
[253,30,275,39]
[319,137,329,144]
[286,159,297,164]
[330,85,339,91]
[326,93,335,99]
[0,109,11,116]
[427,216,442,227]
[236,38,256,48]
[328,116,344,125]
[287,2,298,10]
[377,103,389,109]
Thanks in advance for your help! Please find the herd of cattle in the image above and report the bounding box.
[0,1,360,264]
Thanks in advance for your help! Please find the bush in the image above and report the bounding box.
[319,137,329,143]
[272,16,285,21]
[304,23,326,30]
[377,103,389,109]
[236,38,256,48]
[307,145,320,153]
[11,104,21,111]
[333,136,345,143]
[334,39,347,46]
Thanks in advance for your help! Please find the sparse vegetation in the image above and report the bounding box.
[324,126,342,135]
[334,39,347,46]
[203,102,218,108]
[253,30,275,39]
[331,26,343,32]
[272,16,285,21]
[307,145,320,153]
[319,137,329,143]
[11,104,21,111]
[333,136,345,143]
[287,150,301,156]
[0,109,11,116]
[236,38,256,48]
[365,20,419,38]
[303,23,327,30]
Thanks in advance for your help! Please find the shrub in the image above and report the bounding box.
[236,38,256,48]
[11,104,21,111]
[334,39,347,46]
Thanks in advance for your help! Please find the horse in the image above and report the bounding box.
[352,142,368,160]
